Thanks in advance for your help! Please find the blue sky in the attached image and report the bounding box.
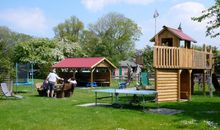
[0,0,217,49]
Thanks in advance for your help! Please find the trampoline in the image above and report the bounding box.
[14,63,34,92]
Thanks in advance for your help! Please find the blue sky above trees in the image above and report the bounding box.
[0,0,217,49]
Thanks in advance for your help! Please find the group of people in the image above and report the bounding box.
[44,69,77,97]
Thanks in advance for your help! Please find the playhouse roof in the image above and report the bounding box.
[150,26,197,43]
[53,57,116,69]
[119,60,137,67]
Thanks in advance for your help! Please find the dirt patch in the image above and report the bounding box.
[148,108,184,115]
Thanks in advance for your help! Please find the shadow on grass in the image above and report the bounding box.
[193,91,220,97]
[112,103,144,110]
[14,90,29,94]
[88,95,157,112]
[28,94,44,97]
[161,100,220,125]
[0,98,20,100]
[92,92,220,125]
[82,102,145,112]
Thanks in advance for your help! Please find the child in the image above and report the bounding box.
[42,79,48,91]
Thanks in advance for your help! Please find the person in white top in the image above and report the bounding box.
[68,77,77,94]
[46,69,63,97]
[68,77,77,86]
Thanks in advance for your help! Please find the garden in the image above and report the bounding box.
[0,80,219,130]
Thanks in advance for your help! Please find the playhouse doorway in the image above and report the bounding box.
[180,70,190,100]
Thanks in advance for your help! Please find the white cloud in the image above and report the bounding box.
[81,0,154,12]
[0,7,47,33]
[167,2,206,31]
[158,2,218,46]
[81,0,117,12]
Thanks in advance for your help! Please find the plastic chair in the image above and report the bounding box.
[0,83,23,99]
[86,82,97,87]
[119,82,129,89]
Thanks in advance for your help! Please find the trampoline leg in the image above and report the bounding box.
[143,95,146,111]
[95,92,97,106]
[111,93,113,104]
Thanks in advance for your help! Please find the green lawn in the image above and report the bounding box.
[0,80,220,130]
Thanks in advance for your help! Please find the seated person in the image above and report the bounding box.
[68,77,77,87]
[42,79,48,91]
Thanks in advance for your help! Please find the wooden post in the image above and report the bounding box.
[107,68,111,86]
[72,69,76,79]
[90,68,95,87]
[210,46,213,69]
[178,69,182,101]
[189,70,192,101]
[155,69,158,90]
[155,69,158,102]
[203,44,206,52]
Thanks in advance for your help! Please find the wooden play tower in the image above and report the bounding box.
[151,26,213,102]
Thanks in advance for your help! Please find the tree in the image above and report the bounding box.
[14,38,59,64]
[0,26,32,81]
[0,26,14,45]
[56,40,87,58]
[212,46,220,74]
[80,30,100,56]
[83,12,142,65]
[192,0,220,38]
[14,38,87,77]
[0,26,32,45]
[0,40,14,82]
[54,16,84,42]
[141,45,153,72]
[14,38,62,77]
[53,16,86,58]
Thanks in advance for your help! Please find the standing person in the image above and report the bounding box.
[46,69,63,97]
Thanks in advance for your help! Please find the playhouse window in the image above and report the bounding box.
[161,38,173,47]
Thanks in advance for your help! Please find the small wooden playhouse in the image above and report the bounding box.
[151,26,213,102]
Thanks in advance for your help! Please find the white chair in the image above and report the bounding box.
[0,83,23,99]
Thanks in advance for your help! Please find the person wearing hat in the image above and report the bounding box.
[46,69,63,97]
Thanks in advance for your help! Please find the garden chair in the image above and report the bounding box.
[86,82,97,87]
[0,83,23,99]
[118,82,129,89]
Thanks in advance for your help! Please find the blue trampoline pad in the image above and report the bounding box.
[14,82,33,85]
[93,88,157,95]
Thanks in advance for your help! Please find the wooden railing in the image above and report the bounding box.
[154,46,213,69]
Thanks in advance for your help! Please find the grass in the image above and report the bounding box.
[0,80,220,130]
